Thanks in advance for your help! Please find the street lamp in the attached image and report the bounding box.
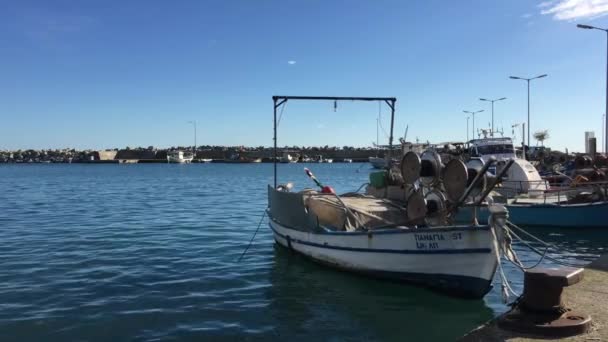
[479,97,506,137]
[187,120,197,157]
[578,23,608,155]
[466,116,470,141]
[463,109,484,139]
[602,114,608,154]
[509,74,547,159]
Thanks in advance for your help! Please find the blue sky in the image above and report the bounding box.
[1,0,608,152]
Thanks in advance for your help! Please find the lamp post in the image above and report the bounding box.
[509,74,547,159]
[479,97,506,137]
[466,116,470,141]
[187,120,197,158]
[463,109,484,139]
[578,23,608,155]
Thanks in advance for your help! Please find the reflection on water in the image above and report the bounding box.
[267,246,494,341]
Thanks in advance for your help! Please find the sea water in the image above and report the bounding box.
[0,163,604,341]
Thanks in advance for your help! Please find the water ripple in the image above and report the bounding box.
[0,164,605,341]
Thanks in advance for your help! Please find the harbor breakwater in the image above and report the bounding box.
[0,146,394,163]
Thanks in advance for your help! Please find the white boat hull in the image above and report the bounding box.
[167,156,193,163]
[268,218,498,298]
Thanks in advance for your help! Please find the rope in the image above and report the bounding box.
[237,210,267,262]
[355,162,367,173]
[505,222,586,268]
[277,101,287,127]
[377,101,390,140]
[489,216,520,302]
[354,182,369,193]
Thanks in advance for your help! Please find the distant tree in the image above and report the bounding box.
[534,130,550,146]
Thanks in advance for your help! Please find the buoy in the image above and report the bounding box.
[321,186,335,194]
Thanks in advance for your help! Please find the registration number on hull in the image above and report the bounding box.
[414,232,463,250]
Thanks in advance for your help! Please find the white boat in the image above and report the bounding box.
[268,186,502,298]
[343,158,353,163]
[200,158,213,163]
[324,158,333,163]
[466,137,548,195]
[167,151,194,163]
[457,137,608,227]
[280,152,298,163]
[268,95,511,298]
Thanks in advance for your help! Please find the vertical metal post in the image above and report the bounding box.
[527,79,531,158]
[472,113,476,138]
[522,123,526,159]
[491,101,494,137]
[387,100,395,162]
[273,98,278,188]
[194,121,197,157]
[605,31,608,155]
[466,116,470,141]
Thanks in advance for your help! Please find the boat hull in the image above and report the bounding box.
[166,157,193,163]
[455,201,608,228]
[268,219,497,298]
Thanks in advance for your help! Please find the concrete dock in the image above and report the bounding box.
[461,254,608,341]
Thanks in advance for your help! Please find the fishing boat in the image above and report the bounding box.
[457,197,608,228]
[268,96,513,298]
[280,152,298,163]
[167,150,194,163]
[456,136,608,227]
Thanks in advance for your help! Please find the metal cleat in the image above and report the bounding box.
[498,267,591,337]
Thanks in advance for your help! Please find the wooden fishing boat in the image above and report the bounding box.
[268,96,511,298]
[268,186,501,298]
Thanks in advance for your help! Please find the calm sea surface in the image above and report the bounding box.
[0,164,605,341]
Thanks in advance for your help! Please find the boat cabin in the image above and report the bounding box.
[468,137,516,162]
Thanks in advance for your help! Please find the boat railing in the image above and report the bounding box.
[498,179,608,204]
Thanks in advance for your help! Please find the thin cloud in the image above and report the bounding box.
[287,60,296,65]
[19,8,97,42]
[540,0,608,20]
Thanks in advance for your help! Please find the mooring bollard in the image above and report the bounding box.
[498,267,592,337]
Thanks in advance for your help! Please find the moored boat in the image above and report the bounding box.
[267,186,501,298]
[167,151,194,163]
[456,188,608,228]
[268,95,514,298]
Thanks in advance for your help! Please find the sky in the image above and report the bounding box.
[2,0,608,152]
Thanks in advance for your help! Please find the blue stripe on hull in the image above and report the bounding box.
[273,237,493,299]
[268,222,492,255]
[270,222,494,299]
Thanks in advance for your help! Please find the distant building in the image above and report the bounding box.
[585,131,595,154]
